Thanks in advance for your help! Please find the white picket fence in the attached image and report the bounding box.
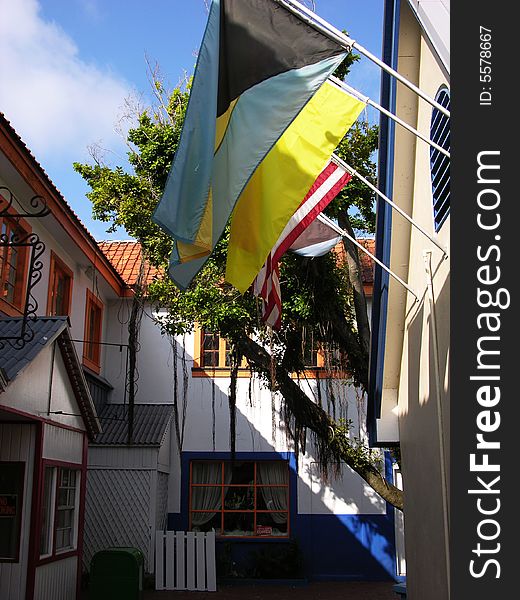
[155,530,217,591]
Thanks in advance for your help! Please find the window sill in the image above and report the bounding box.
[83,356,101,375]
[191,367,351,380]
[0,297,24,317]
[291,368,352,380]
[191,367,251,379]
[37,548,78,566]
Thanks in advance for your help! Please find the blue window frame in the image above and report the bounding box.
[430,88,450,231]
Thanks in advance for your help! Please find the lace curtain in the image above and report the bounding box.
[191,462,231,526]
[257,462,288,524]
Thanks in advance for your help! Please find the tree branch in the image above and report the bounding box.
[236,335,404,511]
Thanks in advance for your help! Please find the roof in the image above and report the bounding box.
[407,0,450,74]
[98,241,160,287]
[93,403,173,446]
[358,238,376,286]
[332,237,375,286]
[0,317,101,438]
[0,112,127,295]
[0,317,67,381]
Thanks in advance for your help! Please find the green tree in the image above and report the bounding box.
[74,58,404,511]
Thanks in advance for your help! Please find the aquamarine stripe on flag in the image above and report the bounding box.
[208,55,347,244]
[152,0,220,243]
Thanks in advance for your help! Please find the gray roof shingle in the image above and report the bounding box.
[93,403,173,446]
[0,316,101,438]
[0,317,68,381]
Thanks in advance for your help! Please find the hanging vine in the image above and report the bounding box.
[126,261,145,444]
[228,344,242,460]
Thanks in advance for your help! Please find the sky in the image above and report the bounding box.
[0,0,384,240]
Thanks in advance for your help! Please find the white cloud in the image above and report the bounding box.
[0,0,132,163]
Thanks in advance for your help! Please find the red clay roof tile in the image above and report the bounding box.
[97,241,159,287]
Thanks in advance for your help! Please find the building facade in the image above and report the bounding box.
[368,1,450,598]
[1,93,403,595]
[99,239,401,582]
[0,112,126,599]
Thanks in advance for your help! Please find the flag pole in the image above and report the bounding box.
[275,0,450,118]
[329,77,450,159]
[330,154,448,257]
[316,213,420,302]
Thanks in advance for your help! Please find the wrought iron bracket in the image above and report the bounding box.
[1,186,50,349]
[0,186,51,219]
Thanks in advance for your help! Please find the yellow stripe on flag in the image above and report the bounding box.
[177,190,213,262]
[215,98,238,153]
[225,80,365,293]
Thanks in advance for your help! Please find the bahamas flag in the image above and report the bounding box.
[152,0,348,290]
[225,80,365,293]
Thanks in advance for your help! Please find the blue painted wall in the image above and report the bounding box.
[167,451,397,581]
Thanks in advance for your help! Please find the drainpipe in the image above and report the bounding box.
[46,342,56,415]
[424,250,450,596]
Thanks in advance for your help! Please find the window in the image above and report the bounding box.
[47,252,73,316]
[0,462,25,562]
[189,460,289,538]
[201,329,230,368]
[193,325,248,375]
[40,467,56,556]
[55,469,78,551]
[0,215,30,313]
[39,466,80,558]
[303,331,324,369]
[430,87,450,231]
[83,289,104,373]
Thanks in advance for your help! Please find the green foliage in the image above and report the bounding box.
[333,45,361,81]
[333,418,382,472]
[332,120,378,233]
[74,66,378,417]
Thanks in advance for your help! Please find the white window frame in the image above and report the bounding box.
[39,465,81,559]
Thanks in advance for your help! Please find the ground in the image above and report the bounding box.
[83,581,399,599]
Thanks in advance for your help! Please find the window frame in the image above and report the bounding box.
[0,198,31,316]
[83,289,104,373]
[430,86,451,232]
[46,251,74,317]
[192,324,248,377]
[188,459,290,539]
[39,464,81,562]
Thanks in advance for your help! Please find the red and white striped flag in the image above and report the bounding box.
[253,160,351,329]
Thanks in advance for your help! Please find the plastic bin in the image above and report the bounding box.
[89,547,144,600]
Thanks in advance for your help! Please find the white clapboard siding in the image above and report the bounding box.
[155,531,216,592]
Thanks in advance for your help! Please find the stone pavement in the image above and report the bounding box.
[139,581,398,599]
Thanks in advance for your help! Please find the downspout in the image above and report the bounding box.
[424,250,450,596]
[46,342,56,415]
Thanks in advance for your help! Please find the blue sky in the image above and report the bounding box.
[0,0,383,240]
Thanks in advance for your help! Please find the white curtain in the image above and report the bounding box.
[191,462,231,526]
[257,462,288,524]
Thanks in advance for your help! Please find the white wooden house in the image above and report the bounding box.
[0,317,100,600]
[0,112,131,599]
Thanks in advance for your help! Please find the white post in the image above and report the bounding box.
[317,212,420,302]
[275,0,450,118]
[330,154,448,257]
[329,77,450,159]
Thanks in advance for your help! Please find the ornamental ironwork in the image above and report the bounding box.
[0,186,50,349]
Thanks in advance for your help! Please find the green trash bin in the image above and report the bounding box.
[89,547,144,600]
